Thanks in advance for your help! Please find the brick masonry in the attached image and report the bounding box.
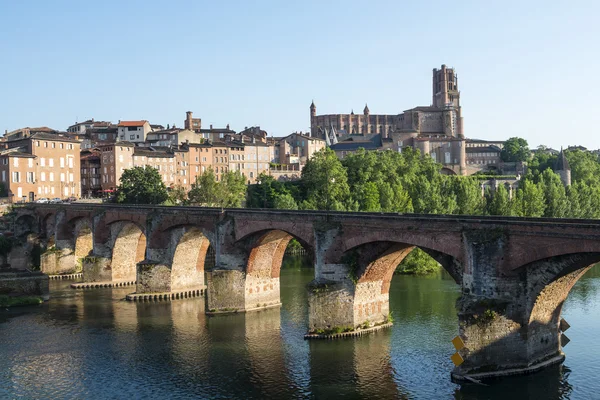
[19,204,600,377]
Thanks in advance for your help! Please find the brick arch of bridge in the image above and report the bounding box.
[151,224,215,291]
[517,252,600,361]
[236,228,314,279]
[106,221,147,282]
[57,216,94,259]
[503,237,600,273]
[93,212,147,245]
[14,214,39,238]
[334,232,464,290]
[39,212,55,240]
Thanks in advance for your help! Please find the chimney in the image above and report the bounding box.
[210,124,213,129]
[226,124,230,130]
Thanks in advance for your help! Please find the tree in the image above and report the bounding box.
[538,169,569,217]
[188,169,247,208]
[485,184,512,216]
[166,185,188,205]
[512,179,545,217]
[565,149,600,186]
[116,166,169,204]
[220,171,247,208]
[273,193,298,210]
[501,137,531,162]
[188,168,220,206]
[396,248,440,275]
[301,148,350,210]
[452,177,485,215]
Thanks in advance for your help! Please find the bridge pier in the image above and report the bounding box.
[206,269,280,313]
[126,260,206,301]
[40,248,78,275]
[308,263,389,332]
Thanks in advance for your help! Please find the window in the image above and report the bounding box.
[130,135,135,140]
[49,172,54,181]
[60,173,65,182]
[41,172,46,181]
[13,158,18,167]
[49,158,54,167]
[60,143,64,149]
[36,141,40,147]
[44,142,48,148]
[68,158,73,168]
[12,172,20,183]
[28,159,33,168]
[52,143,56,148]
[26,172,34,183]
[1,171,5,182]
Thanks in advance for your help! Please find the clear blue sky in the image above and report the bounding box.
[1,0,598,149]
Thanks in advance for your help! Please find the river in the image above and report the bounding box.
[1,257,599,399]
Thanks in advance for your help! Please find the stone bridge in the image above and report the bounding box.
[14,204,600,380]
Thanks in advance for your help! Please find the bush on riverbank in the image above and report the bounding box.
[0,295,43,308]
[395,248,441,275]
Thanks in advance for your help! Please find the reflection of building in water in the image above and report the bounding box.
[309,331,401,398]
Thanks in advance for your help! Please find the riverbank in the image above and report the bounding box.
[0,295,43,308]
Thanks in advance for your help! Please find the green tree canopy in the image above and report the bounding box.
[501,137,531,162]
[301,148,351,210]
[116,166,169,204]
[188,168,247,208]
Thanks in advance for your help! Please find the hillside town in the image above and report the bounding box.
[0,65,573,203]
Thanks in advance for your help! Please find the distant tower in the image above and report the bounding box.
[310,100,317,137]
[185,111,193,130]
[363,104,370,115]
[432,64,463,138]
[554,148,571,186]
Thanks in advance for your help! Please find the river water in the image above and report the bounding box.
[1,257,600,399]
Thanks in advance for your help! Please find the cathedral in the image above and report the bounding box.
[310,65,468,175]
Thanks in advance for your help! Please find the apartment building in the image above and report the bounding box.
[0,132,81,202]
[117,121,152,143]
[243,140,273,183]
[81,148,101,197]
[98,143,135,193]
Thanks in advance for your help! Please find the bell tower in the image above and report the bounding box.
[310,100,317,137]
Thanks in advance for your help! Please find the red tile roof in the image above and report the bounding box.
[118,120,148,127]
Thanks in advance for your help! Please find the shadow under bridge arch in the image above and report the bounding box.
[242,229,314,279]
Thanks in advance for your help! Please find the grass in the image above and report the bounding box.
[0,295,43,308]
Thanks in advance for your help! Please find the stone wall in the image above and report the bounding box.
[136,262,171,293]
[353,281,388,326]
[308,280,355,331]
[245,275,280,310]
[206,269,246,312]
[0,270,49,300]
[82,256,112,282]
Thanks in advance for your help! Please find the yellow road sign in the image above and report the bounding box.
[452,336,465,351]
[451,352,464,366]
